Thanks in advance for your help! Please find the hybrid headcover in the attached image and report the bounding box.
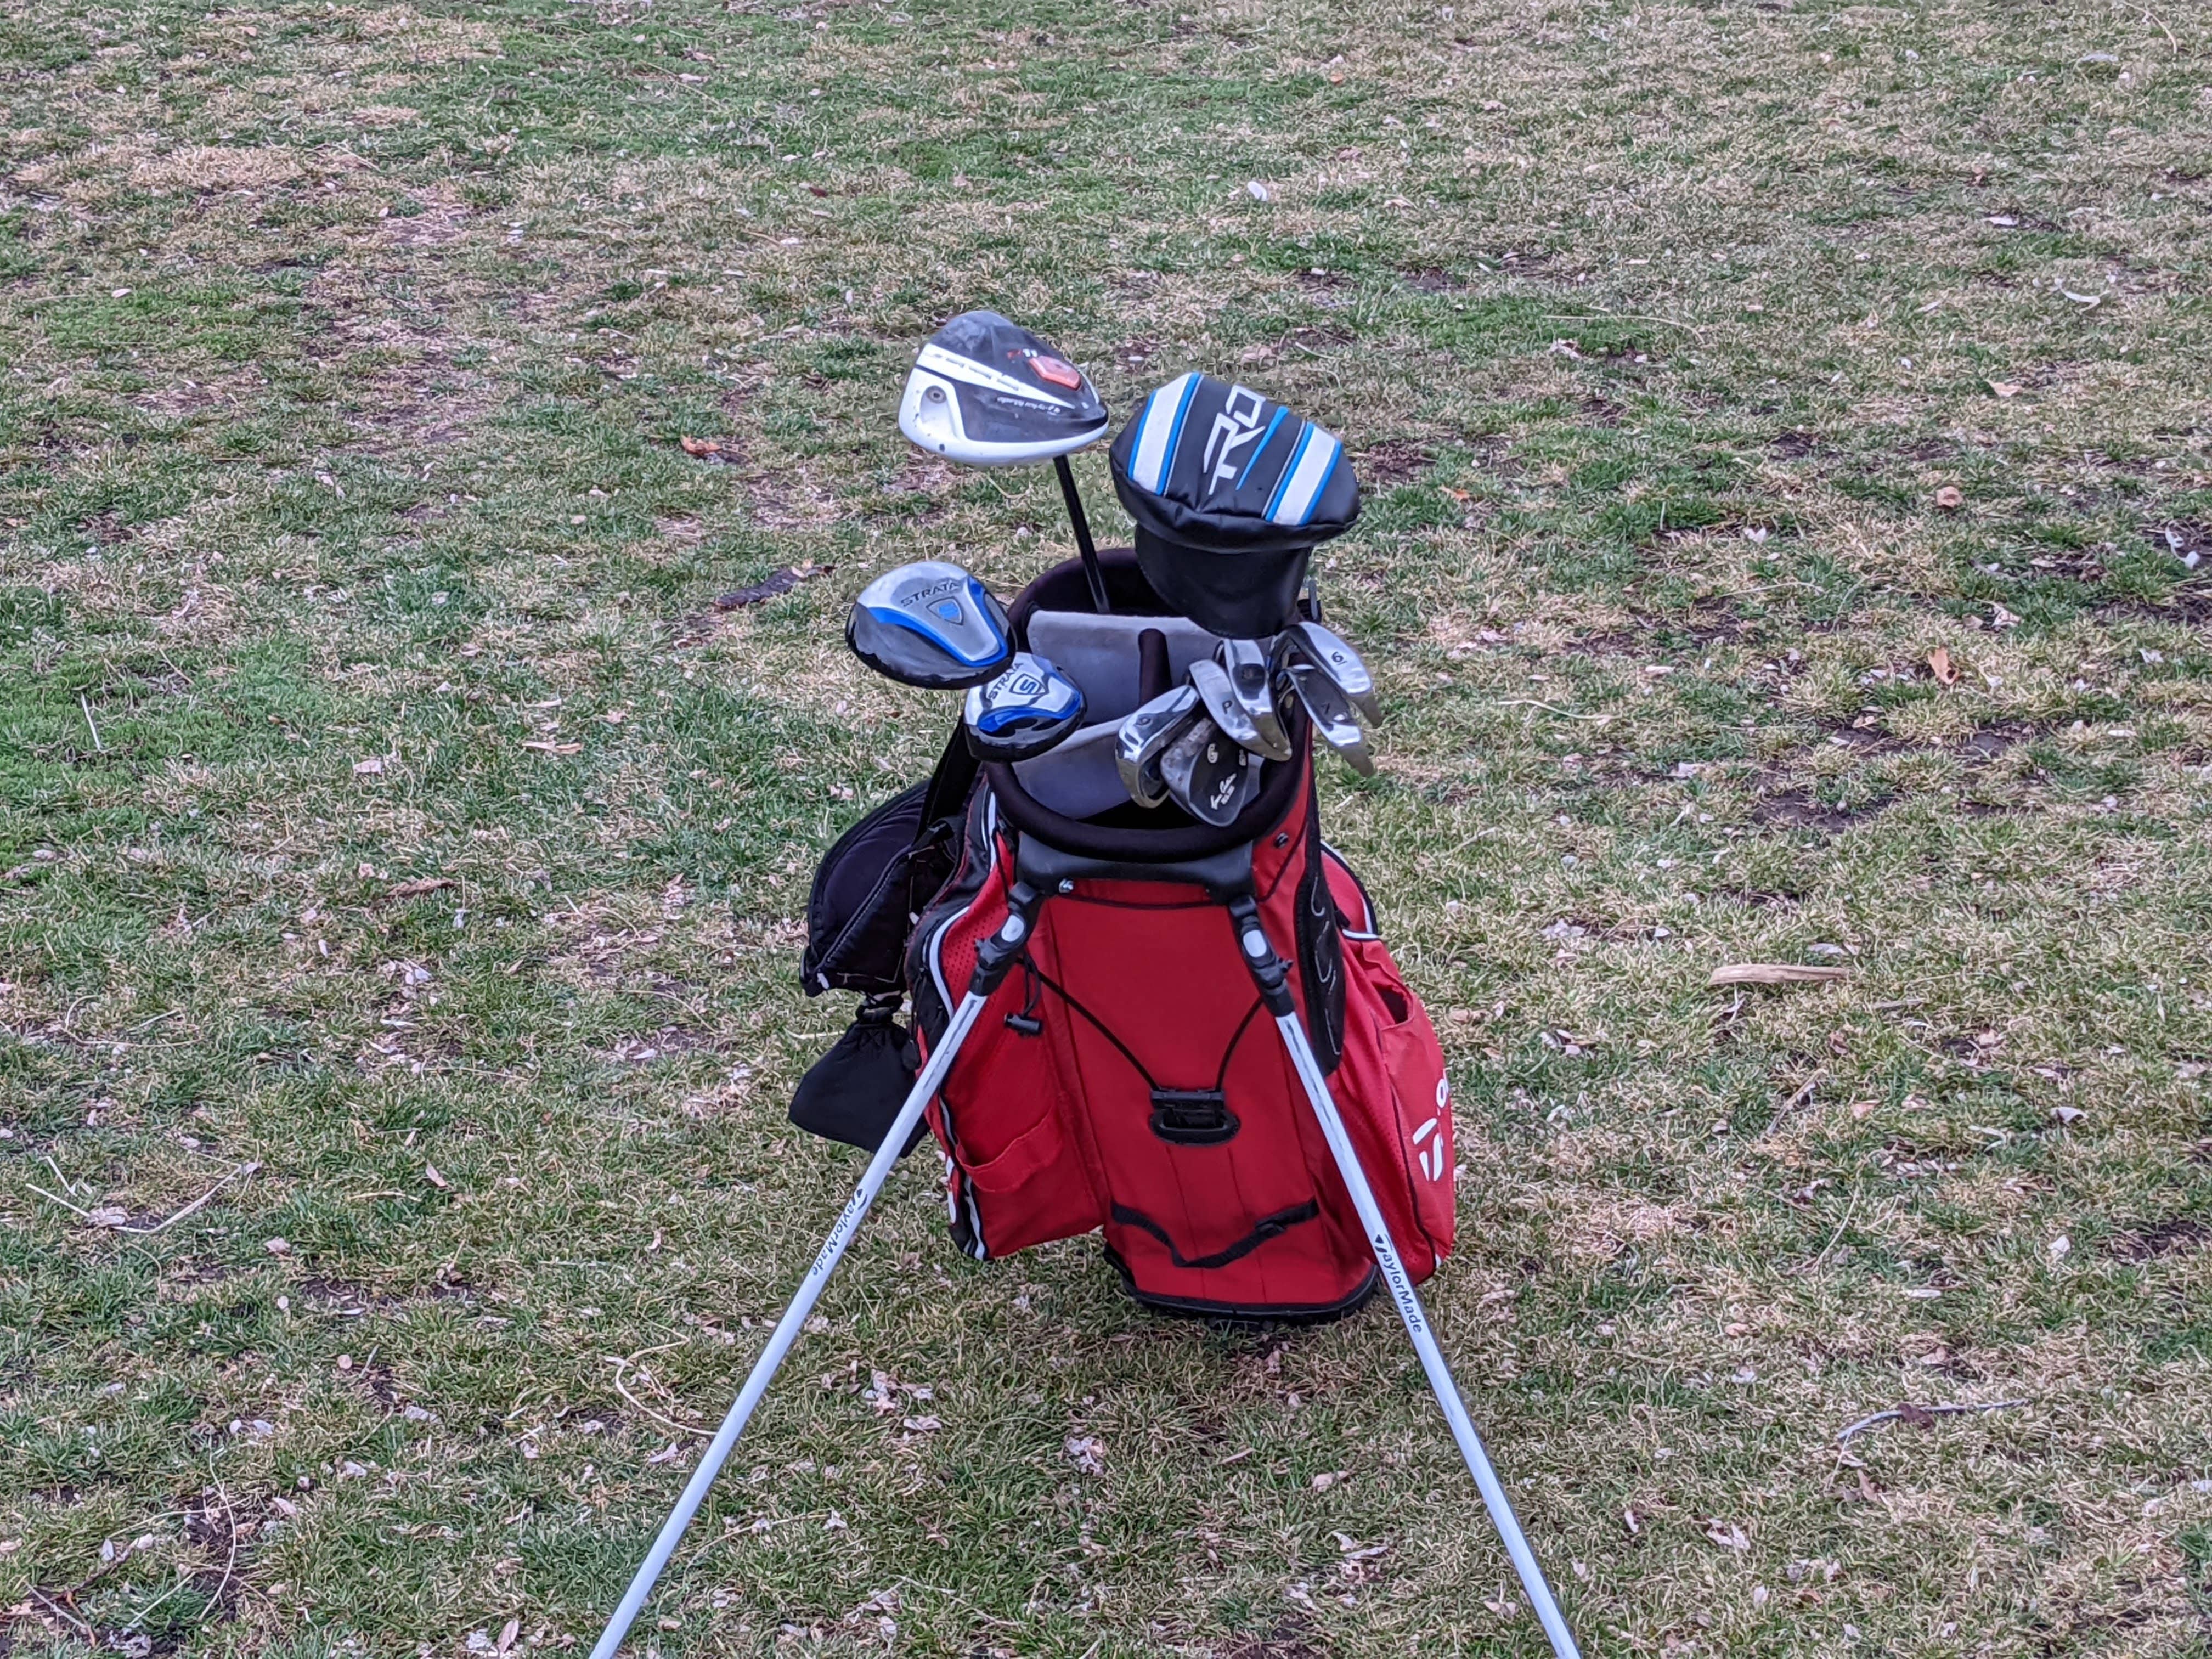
[846,561,1012,690]
[1109,374,1361,636]
[900,311,1110,467]
[963,652,1086,762]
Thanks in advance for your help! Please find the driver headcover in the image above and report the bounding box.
[1109,374,1362,636]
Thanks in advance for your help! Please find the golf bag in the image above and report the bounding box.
[798,555,1455,1322]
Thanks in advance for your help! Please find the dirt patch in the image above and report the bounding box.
[1356,439,1431,488]
[1958,723,2038,761]
[1114,337,1161,374]
[1401,264,1456,293]
[1767,430,1818,459]
[375,189,476,250]
[1753,789,1893,832]
[2110,1217,2207,1260]
[1578,394,1624,428]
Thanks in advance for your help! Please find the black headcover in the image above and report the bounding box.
[1109,374,1361,636]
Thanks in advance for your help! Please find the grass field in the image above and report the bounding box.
[5,0,2212,1652]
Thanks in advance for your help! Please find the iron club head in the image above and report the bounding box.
[1211,638,1293,760]
[1158,716,1263,827]
[1115,684,1202,808]
[1279,619,1380,725]
[1279,657,1376,777]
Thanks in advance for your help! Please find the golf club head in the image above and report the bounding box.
[1186,656,1276,763]
[1280,619,1381,725]
[899,311,1109,468]
[1115,684,1202,808]
[1159,716,1263,827]
[846,561,1012,690]
[963,652,1086,763]
[1213,637,1293,760]
[1281,658,1376,777]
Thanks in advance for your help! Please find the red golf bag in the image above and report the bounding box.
[797,555,1454,1322]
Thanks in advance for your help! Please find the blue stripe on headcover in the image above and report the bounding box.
[1130,373,1198,495]
[1234,405,1290,492]
[1269,425,1342,527]
[1263,421,1316,521]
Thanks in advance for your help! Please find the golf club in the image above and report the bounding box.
[1186,657,1280,763]
[846,560,1012,690]
[1212,637,1293,760]
[1158,716,1262,826]
[1115,683,1203,808]
[1279,619,1380,725]
[1278,656,1376,777]
[964,652,1086,763]
[899,309,1114,614]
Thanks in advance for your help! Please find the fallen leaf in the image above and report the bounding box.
[1934,485,1964,511]
[1896,1402,1936,1429]
[1990,603,2020,630]
[1850,1100,1878,1120]
[520,740,584,755]
[1928,647,1958,685]
[387,878,456,900]
[679,435,734,459]
[496,1619,520,1655]
[1245,179,1269,201]
[84,1206,131,1229]
[1621,1506,1640,1535]
[715,563,826,610]
[2048,1235,2070,1261]
[646,1442,682,1465]
[264,1236,292,1254]
[1311,1470,1348,1491]
[1064,1435,1105,1474]
[1703,1519,1751,1552]
[1709,963,1850,987]
[423,1164,449,1190]
[1987,380,2022,398]
[353,757,385,776]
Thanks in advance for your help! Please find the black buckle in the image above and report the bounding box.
[1149,1088,1238,1146]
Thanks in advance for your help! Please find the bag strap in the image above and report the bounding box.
[1109,1200,1320,1272]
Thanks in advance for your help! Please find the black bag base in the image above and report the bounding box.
[1099,1243,1380,1329]
[788,996,926,1156]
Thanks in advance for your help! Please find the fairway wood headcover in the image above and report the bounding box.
[1109,374,1361,636]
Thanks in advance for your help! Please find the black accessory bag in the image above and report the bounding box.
[1108,373,1361,636]
[799,729,977,997]
[787,994,926,1155]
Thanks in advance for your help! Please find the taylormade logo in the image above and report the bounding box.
[1201,385,1269,496]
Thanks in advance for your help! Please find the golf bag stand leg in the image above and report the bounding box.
[588,881,1049,1659]
[1226,895,1583,1659]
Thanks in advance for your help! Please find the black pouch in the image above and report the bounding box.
[800,731,977,997]
[788,995,926,1155]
